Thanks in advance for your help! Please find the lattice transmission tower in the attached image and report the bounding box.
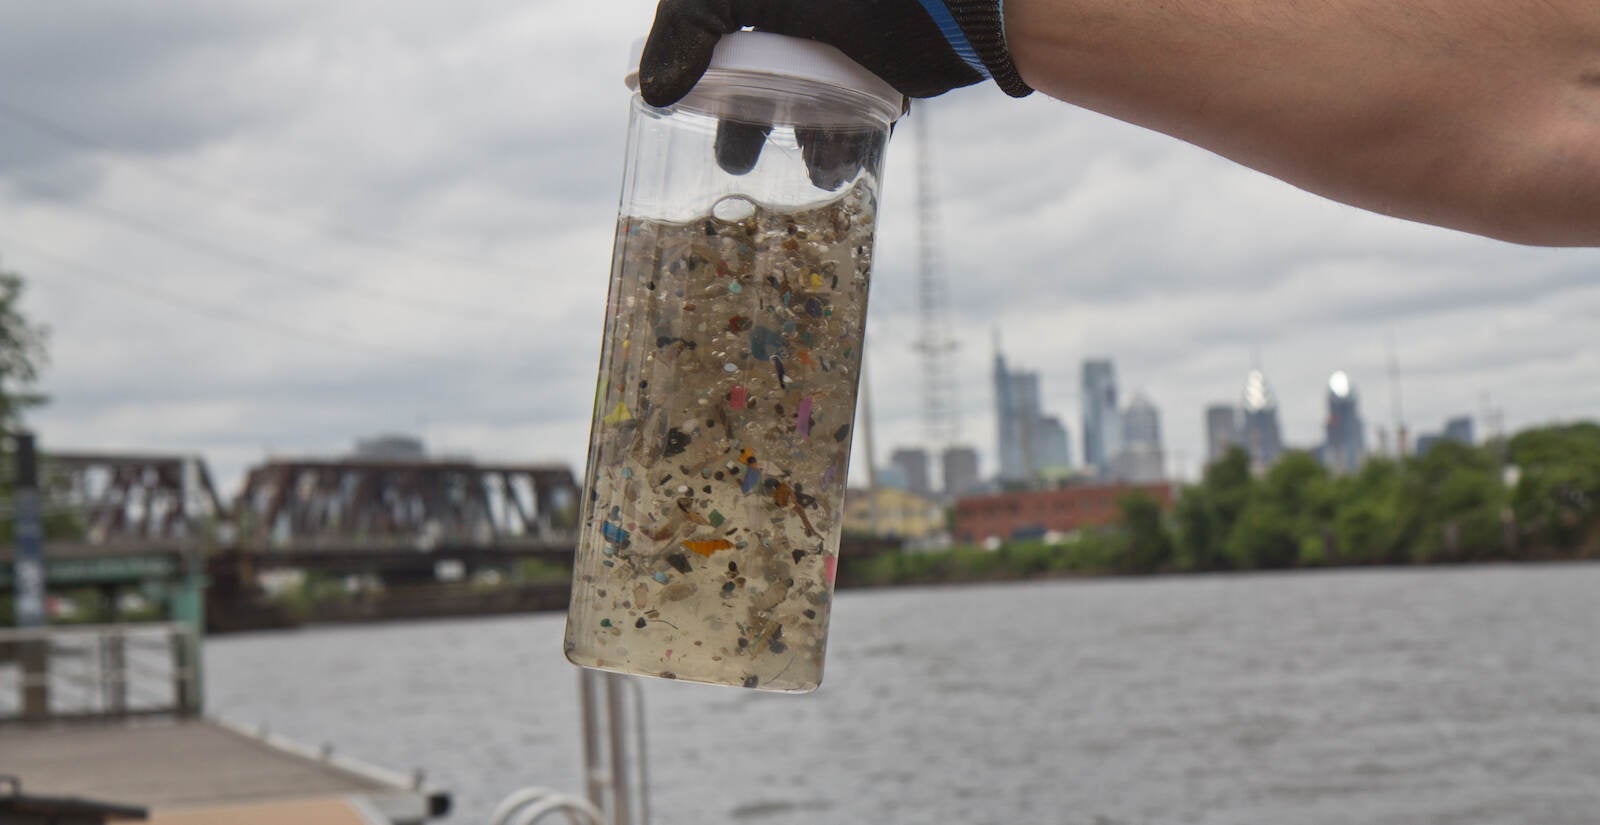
[910,102,962,452]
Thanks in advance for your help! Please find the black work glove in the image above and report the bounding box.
[640,0,1033,106]
[641,0,1031,184]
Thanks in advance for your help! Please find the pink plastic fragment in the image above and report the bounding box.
[824,553,838,585]
[797,396,813,439]
[730,385,747,409]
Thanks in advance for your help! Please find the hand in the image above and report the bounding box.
[639,0,1032,106]
[643,0,1029,182]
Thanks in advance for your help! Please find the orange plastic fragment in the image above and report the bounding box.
[682,539,733,557]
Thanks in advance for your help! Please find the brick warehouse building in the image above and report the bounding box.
[954,483,1175,543]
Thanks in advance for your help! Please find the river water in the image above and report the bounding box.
[207,563,1600,825]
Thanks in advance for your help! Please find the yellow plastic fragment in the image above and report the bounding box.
[602,402,633,424]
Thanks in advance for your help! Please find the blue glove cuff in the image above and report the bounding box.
[914,0,1033,96]
[915,0,992,79]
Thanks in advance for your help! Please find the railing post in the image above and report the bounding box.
[12,433,50,719]
[172,626,201,716]
[19,638,49,720]
[102,627,128,715]
[171,457,208,715]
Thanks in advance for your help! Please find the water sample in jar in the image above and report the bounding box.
[564,32,902,692]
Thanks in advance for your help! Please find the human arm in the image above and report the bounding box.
[1003,0,1600,246]
[641,0,1600,246]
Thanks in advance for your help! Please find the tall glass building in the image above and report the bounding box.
[1205,403,1242,465]
[995,348,1072,483]
[1322,370,1367,474]
[1081,359,1120,478]
[941,446,981,497]
[1115,392,1166,482]
[889,447,931,497]
[1241,369,1284,472]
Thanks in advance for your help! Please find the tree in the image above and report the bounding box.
[1225,451,1332,569]
[1118,490,1175,573]
[1406,440,1507,562]
[1176,447,1252,570]
[1507,423,1600,553]
[0,265,48,426]
[1330,458,1408,564]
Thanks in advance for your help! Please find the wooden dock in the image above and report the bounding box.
[5,718,449,824]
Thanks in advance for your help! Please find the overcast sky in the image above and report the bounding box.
[3,1,1597,496]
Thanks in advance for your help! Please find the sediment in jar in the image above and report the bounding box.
[565,181,877,692]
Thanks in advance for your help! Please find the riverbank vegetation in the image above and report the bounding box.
[840,423,1600,587]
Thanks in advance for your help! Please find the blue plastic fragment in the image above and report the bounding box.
[601,521,631,547]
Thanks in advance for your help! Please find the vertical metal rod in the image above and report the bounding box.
[103,628,127,714]
[13,433,49,719]
[178,457,206,714]
[577,670,608,815]
[604,673,634,825]
[627,679,650,825]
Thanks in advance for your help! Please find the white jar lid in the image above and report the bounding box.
[627,31,905,117]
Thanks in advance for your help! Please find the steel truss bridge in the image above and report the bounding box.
[2,450,582,622]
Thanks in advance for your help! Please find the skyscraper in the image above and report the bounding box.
[1322,370,1366,474]
[1205,404,1242,464]
[941,446,981,498]
[1417,416,1476,455]
[1082,359,1120,478]
[1035,416,1072,473]
[1115,392,1166,482]
[1241,368,1284,472]
[1443,416,1475,444]
[889,447,932,498]
[995,346,1072,484]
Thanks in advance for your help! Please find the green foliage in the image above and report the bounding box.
[515,558,575,583]
[836,532,1125,587]
[1330,458,1409,564]
[851,424,1597,590]
[1406,440,1508,562]
[1175,447,1251,571]
[0,267,48,426]
[1224,451,1332,569]
[1117,491,1174,573]
[1507,423,1600,552]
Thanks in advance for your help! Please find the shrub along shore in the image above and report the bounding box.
[839,422,1600,587]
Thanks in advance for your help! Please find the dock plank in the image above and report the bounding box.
[5,719,391,810]
[150,798,379,825]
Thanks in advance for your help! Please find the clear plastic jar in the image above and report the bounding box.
[564,32,902,692]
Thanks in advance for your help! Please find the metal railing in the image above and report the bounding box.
[0,622,201,723]
[489,670,650,825]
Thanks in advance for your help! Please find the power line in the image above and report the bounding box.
[0,234,428,361]
[12,178,528,325]
[0,96,533,279]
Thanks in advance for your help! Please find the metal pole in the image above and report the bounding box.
[604,673,634,825]
[577,670,608,815]
[13,433,49,719]
[103,626,127,715]
[174,457,206,714]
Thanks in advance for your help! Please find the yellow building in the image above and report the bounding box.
[843,486,946,540]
